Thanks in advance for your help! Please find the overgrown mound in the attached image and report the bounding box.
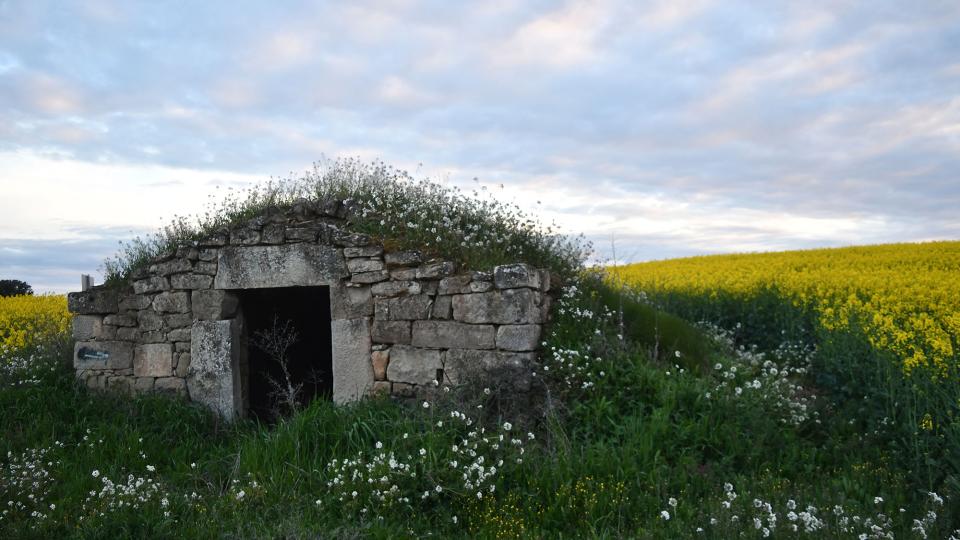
[104,158,589,286]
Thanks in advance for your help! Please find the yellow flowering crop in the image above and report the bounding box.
[0,294,71,354]
[615,241,960,377]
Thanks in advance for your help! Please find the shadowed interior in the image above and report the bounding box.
[238,286,332,421]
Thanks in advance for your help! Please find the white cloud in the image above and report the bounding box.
[377,75,437,107]
[636,0,712,28]
[487,1,612,69]
[0,149,261,240]
[248,31,315,71]
[21,73,85,114]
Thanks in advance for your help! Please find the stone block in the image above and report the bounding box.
[392,382,415,397]
[176,246,200,261]
[103,314,136,327]
[261,224,284,244]
[72,315,103,340]
[330,229,371,247]
[175,341,191,352]
[175,352,191,377]
[411,321,495,350]
[194,262,218,275]
[77,370,104,390]
[188,319,243,418]
[155,377,187,396]
[370,381,391,395]
[153,291,191,313]
[496,324,541,352]
[469,281,493,293]
[416,261,456,279]
[494,263,542,290]
[539,269,552,292]
[171,274,214,290]
[135,343,174,377]
[167,328,192,342]
[384,251,422,267]
[119,295,153,311]
[116,327,138,341]
[67,288,120,314]
[443,349,535,390]
[87,373,106,390]
[165,313,193,328]
[347,258,385,273]
[375,295,433,320]
[285,226,319,242]
[191,290,239,320]
[130,266,151,280]
[134,377,155,394]
[133,277,170,295]
[140,330,164,342]
[198,232,227,247]
[387,345,442,385]
[431,296,452,319]
[99,325,117,340]
[371,350,389,380]
[350,270,390,284]
[137,310,164,331]
[438,275,471,295]
[371,320,411,344]
[330,283,373,319]
[451,289,542,324]
[107,376,133,394]
[230,228,261,245]
[371,280,421,297]
[198,248,218,261]
[215,244,348,289]
[150,258,193,276]
[320,198,345,217]
[344,246,383,258]
[74,341,134,370]
[390,268,417,280]
[331,318,373,404]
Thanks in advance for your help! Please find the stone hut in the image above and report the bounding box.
[67,200,551,419]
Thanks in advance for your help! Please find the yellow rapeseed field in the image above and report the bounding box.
[0,294,71,354]
[616,241,960,377]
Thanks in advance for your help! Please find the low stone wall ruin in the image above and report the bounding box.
[67,201,551,418]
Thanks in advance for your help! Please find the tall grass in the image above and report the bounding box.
[626,281,960,496]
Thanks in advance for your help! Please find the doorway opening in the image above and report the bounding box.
[238,286,332,421]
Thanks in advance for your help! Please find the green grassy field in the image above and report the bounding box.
[2,273,957,538]
[2,161,958,537]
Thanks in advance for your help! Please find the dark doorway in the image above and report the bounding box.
[238,287,332,421]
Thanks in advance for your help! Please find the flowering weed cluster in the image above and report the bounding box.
[0,443,62,524]
[700,323,817,426]
[321,409,529,523]
[664,484,957,539]
[537,278,621,395]
[81,467,170,521]
[104,157,589,284]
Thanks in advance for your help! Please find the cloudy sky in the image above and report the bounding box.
[1,1,958,293]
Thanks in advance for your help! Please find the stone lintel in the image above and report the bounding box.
[214,244,348,289]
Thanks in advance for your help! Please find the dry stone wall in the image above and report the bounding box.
[67,200,552,417]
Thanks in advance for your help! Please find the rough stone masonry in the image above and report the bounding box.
[67,199,553,418]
